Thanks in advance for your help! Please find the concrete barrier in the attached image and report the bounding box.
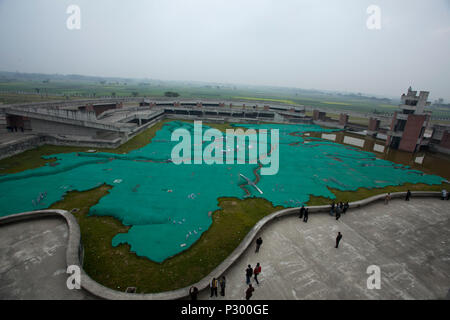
[0,191,442,300]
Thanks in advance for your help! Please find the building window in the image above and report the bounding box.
[405,100,418,106]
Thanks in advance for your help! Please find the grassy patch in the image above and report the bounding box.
[232,96,297,105]
[321,101,351,106]
[0,93,73,104]
[307,182,450,206]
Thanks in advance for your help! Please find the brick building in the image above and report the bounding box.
[386,87,431,153]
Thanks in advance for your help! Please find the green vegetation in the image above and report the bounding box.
[307,183,450,206]
[321,101,350,106]
[0,92,75,104]
[164,91,180,97]
[2,72,450,122]
[232,96,296,105]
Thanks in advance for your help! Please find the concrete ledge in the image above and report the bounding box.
[0,191,442,300]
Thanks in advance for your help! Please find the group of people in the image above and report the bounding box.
[191,196,355,301]
[189,275,227,300]
[243,237,264,300]
[245,262,262,300]
[329,201,349,220]
[208,276,227,298]
[195,237,264,300]
[189,187,450,301]
[298,206,309,222]
[385,190,413,204]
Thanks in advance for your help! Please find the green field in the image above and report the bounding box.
[1,71,449,122]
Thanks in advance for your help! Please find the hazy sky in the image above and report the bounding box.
[0,0,449,99]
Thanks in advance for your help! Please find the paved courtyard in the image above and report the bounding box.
[0,198,449,300]
[199,198,450,300]
[0,217,94,299]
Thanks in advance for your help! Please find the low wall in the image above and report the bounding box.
[313,120,344,129]
[43,135,123,149]
[0,135,124,160]
[430,144,450,156]
[0,114,165,160]
[0,191,442,300]
[0,135,48,160]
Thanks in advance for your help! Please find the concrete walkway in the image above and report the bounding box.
[1,198,449,300]
[0,217,94,299]
[199,198,450,300]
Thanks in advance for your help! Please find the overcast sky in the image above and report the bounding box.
[0,0,449,99]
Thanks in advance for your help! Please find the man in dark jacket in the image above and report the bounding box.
[255,237,263,253]
[335,206,341,221]
[299,206,305,219]
[246,265,253,284]
[335,232,343,248]
[405,190,412,201]
[189,286,199,300]
[246,284,255,300]
[303,208,309,223]
[343,202,349,214]
[330,202,336,216]
[220,276,226,296]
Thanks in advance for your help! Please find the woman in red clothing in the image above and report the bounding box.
[254,262,261,285]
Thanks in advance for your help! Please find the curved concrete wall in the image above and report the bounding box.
[0,191,442,300]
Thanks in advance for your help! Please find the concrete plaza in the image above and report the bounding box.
[199,198,450,300]
[0,217,94,299]
[0,198,449,300]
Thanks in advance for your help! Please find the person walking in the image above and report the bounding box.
[253,263,261,286]
[343,202,349,214]
[335,206,341,221]
[299,205,305,219]
[210,277,218,297]
[246,265,253,285]
[384,193,391,205]
[329,202,336,216]
[245,284,255,300]
[335,232,343,248]
[220,276,226,297]
[303,208,309,223]
[255,237,263,253]
[189,286,199,300]
[405,190,411,201]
